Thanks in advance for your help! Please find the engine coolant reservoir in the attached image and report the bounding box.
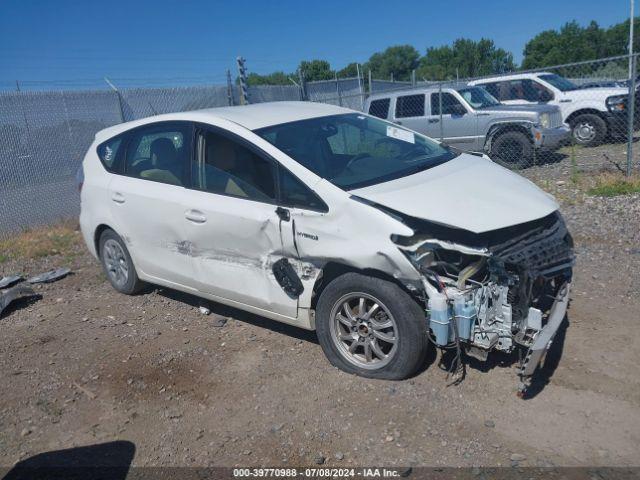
[453,295,476,341]
[429,296,450,346]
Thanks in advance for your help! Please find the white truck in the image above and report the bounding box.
[469,72,631,147]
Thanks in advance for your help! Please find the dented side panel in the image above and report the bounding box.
[181,188,300,319]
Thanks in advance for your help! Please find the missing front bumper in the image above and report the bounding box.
[519,282,571,377]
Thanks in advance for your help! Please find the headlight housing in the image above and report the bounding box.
[606,95,627,113]
[539,113,550,129]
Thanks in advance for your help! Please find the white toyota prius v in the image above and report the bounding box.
[79,101,573,390]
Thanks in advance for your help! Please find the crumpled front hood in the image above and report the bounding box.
[350,153,558,234]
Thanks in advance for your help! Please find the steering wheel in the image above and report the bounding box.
[345,152,372,170]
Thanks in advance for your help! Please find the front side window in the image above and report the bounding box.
[395,94,425,118]
[279,168,327,212]
[431,92,466,115]
[97,136,123,172]
[193,130,276,202]
[125,124,191,186]
[255,113,458,190]
[368,98,390,119]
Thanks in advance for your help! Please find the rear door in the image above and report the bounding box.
[181,126,300,318]
[107,121,197,289]
[392,93,427,134]
[427,92,479,150]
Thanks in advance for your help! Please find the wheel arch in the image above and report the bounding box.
[484,122,533,152]
[310,261,424,312]
[94,223,115,259]
[565,108,607,125]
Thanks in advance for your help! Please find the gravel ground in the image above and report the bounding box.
[1,148,639,470]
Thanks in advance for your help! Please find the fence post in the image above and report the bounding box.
[627,54,637,176]
[226,69,235,106]
[236,57,249,105]
[104,77,126,123]
[356,63,364,111]
[439,82,444,142]
[368,70,372,94]
[411,69,416,86]
[335,72,342,106]
[298,69,307,101]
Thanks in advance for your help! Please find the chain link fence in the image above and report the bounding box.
[1,54,639,237]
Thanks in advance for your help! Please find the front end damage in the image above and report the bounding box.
[393,211,574,394]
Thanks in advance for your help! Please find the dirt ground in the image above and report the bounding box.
[1,146,639,470]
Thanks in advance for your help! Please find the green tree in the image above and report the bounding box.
[417,38,515,81]
[246,71,290,86]
[364,45,420,81]
[298,60,334,81]
[337,62,360,78]
[522,18,640,69]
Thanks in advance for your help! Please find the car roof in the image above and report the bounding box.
[366,84,469,102]
[470,72,554,84]
[95,101,352,142]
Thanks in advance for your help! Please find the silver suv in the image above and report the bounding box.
[365,85,570,168]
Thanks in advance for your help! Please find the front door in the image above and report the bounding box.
[108,121,196,289]
[427,92,479,150]
[182,127,299,318]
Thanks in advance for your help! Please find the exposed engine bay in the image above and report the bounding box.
[393,211,575,393]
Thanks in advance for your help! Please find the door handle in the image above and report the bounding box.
[111,192,125,204]
[428,119,440,123]
[185,209,207,224]
[275,206,290,222]
[559,99,572,103]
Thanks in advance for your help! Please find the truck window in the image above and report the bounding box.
[395,94,425,118]
[430,92,464,115]
[368,98,390,119]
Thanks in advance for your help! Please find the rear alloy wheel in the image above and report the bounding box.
[99,229,144,295]
[490,131,533,169]
[570,113,606,146]
[316,272,428,380]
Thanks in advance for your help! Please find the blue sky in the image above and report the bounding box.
[0,0,633,88]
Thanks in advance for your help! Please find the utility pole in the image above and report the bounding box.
[236,57,249,105]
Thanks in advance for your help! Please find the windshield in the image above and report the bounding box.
[538,74,578,92]
[255,113,458,190]
[457,87,501,109]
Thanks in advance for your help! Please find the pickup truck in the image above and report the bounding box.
[365,85,569,168]
[469,72,632,147]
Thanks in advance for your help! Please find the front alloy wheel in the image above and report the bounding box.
[316,272,428,380]
[330,293,398,370]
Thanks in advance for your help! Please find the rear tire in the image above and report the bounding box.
[570,113,606,146]
[99,229,144,295]
[315,272,428,380]
[490,131,533,169]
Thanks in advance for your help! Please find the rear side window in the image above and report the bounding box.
[368,98,390,119]
[395,94,425,118]
[279,168,328,212]
[125,124,192,186]
[97,137,123,172]
[480,82,500,99]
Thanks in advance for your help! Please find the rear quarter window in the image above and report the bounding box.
[368,98,390,119]
[96,137,123,172]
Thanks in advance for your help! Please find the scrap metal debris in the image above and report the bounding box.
[27,267,71,284]
[0,274,23,289]
[0,285,40,317]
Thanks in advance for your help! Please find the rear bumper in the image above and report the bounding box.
[520,282,571,376]
[535,125,571,150]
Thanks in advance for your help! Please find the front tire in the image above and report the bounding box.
[490,131,533,169]
[315,273,428,380]
[99,229,144,295]
[570,113,606,146]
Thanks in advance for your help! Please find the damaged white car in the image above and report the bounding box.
[79,102,574,391]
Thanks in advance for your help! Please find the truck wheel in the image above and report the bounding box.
[490,131,533,169]
[570,113,606,146]
[315,272,428,380]
[99,229,144,295]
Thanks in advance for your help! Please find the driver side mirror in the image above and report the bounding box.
[449,104,467,116]
[539,91,553,102]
